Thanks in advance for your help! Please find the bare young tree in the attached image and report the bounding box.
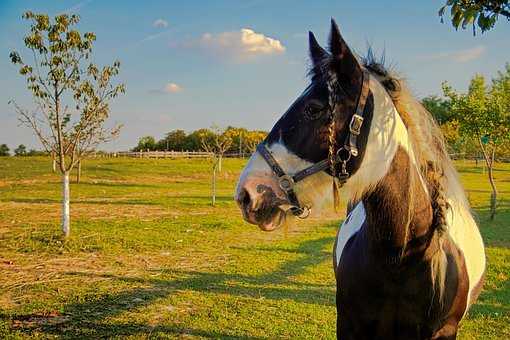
[199,127,233,206]
[200,126,233,172]
[9,12,125,237]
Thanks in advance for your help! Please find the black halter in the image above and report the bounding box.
[257,69,371,217]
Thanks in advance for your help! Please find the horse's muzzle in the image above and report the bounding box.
[235,178,287,231]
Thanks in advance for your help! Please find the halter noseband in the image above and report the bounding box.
[257,69,371,217]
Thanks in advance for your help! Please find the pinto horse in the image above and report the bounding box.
[235,19,486,339]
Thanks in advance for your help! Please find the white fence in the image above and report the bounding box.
[112,151,214,158]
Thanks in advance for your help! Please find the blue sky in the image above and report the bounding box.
[1,0,509,151]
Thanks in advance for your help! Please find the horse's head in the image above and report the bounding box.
[235,19,377,231]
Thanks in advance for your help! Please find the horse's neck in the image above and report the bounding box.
[362,147,433,255]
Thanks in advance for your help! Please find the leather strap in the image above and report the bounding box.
[345,69,370,157]
[257,144,304,216]
[257,143,285,178]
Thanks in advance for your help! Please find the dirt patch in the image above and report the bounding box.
[0,202,176,228]
[11,311,70,329]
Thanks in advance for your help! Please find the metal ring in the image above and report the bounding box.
[290,205,311,219]
[296,206,311,219]
[336,147,351,162]
[278,175,295,192]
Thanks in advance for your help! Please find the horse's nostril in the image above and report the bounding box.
[238,188,252,210]
[242,189,251,208]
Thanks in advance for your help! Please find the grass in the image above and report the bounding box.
[0,156,508,339]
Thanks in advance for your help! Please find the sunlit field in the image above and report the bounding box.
[0,157,508,339]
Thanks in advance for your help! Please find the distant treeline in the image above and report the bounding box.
[132,127,267,154]
[0,144,47,157]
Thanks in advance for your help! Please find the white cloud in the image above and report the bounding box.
[62,0,93,14]
[141,31,167,42]
[198,28,285,61]
[153,19,169,28]
[150,82,182,94]
[164,83,182,93]
[419,45,486,63]
[452,46,486,62]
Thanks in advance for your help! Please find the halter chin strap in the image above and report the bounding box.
[257,69,371,217]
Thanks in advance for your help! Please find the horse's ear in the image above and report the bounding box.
[309,31,328,67]
[328,18,363,94]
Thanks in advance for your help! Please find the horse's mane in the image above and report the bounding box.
[362,50,471,215]
[362,51,475,303]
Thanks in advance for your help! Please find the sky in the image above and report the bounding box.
[1,0,509,151]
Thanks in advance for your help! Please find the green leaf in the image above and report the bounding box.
[452,11,463,28]
[451,3,460,16]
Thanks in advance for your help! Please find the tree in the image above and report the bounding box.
[27,149,47,156]
[439,0,510,33]
[422,96,474,155]
[443,67,510,220]
[223,126,248,155]
[244,130,267,153]
[199,126,233,206]
[199,126,232,172]
[14,144,27,156]
[9,12,125,237]
[422,96,453,125]
[0,144,10,156]
[185,129,210,151]
[159,129,187,151]
[133,136,156,151]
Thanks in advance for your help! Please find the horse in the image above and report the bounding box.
[234,19,486,339]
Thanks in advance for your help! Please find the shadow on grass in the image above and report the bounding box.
[9,236,335,338]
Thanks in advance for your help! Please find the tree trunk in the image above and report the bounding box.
[488,164,498,220]
[212,159,217,206]
[479,138,498,220]
[488,146,497,220]
[218,155,222,172]
[52,154,56,173]
[62,172,70,237]
[76,160,81,183]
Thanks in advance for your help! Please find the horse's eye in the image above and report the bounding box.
[304,103,326,120]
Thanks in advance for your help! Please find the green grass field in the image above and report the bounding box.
[0,156,508,339]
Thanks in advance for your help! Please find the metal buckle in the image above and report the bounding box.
[349,114,364,135]
[278,175,295,192]
[350,147,359,157]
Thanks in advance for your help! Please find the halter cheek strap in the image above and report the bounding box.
[345,69,371,157]
[257,69,371,217]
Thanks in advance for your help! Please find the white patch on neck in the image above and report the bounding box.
[334,202,365,268]
[342,78,425,201]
